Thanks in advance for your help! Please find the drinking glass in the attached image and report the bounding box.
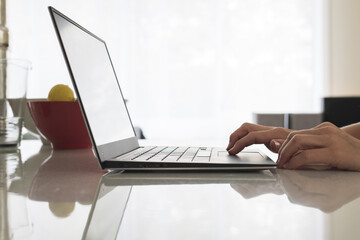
[0,59,31,146]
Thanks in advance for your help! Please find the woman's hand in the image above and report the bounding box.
[277,122,360,170]
[227,122,291,154]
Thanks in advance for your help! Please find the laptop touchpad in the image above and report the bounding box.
[216,151,266,163]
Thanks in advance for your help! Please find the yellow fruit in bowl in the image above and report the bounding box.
[47,84,75,101]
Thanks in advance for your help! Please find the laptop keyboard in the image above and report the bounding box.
[130,146,213,163]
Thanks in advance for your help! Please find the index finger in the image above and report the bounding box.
[227,123,270,151]
[228,128,289,155]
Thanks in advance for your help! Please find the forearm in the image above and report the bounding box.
[341,122,360,139]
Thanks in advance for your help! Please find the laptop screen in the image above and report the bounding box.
[50,8,139,162]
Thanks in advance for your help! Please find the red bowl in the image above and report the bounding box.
[27,100,92,149]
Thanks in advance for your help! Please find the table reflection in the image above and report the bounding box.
[82,168,360,239]
[1,145,50,240]
[28,149,107,218]
[3,141,360,240]
[0,147,20,240]
[231,169,360,213]
[9,146,52,196]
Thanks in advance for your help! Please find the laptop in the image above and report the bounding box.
[48,7,276,171]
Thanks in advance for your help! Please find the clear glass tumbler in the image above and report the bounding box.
[0,59,31,146]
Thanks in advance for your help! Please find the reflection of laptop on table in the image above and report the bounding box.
[48,7,276,171]
[82,170,275,239]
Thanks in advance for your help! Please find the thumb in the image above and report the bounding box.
[269,139,284,153]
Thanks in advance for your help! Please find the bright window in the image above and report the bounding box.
[8,0,326,142]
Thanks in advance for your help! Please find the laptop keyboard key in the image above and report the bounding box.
[192,157,210,162]
[148,156,164,161]
[177,156,193,162]
[163,155,180,162]
[196,150,211,157]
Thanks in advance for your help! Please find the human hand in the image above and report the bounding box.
[227,123,291,155]
[277,122,360,171]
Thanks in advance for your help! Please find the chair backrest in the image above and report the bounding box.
[323,97,360,127]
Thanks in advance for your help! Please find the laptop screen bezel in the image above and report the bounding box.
[48,7,139,167]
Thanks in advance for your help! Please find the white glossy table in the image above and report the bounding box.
[2,140,360,240]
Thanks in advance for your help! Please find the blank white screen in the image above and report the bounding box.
[54,12,135,145]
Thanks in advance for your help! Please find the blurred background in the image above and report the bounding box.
[7,0,360,143]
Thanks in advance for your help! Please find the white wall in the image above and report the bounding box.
[328,0,360,96]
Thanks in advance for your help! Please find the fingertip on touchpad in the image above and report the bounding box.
[217,151,262,158]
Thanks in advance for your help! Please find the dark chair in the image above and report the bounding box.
[323,97,360,127]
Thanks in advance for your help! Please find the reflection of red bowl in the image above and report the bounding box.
[27,100,92,149]
[29,149,106,202]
